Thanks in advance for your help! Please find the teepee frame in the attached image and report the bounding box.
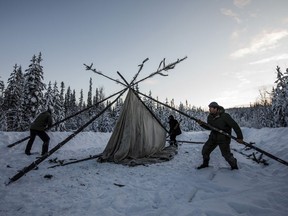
[7,56,187,184]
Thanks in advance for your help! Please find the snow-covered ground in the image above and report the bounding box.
[1,127,288,216]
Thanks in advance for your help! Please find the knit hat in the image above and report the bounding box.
[208,102,219,108]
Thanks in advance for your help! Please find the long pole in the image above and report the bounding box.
[48,154,102,169]
[137,91,288,167]
[7,89,126,148]
[7,88,127,185]
[168,140,204,144]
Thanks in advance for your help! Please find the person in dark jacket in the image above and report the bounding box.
[168,115,181,147]
[196,102,244,170]
[25,109,53,156]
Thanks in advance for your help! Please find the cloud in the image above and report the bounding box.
[235,72,251,86]
[230,30,288,58]
[233,0,251,8]
[249,53,288,65]
[231,28,247,40]
[220,8,241,23]
[283,17,288,24]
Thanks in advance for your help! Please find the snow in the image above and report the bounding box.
[1,127,288,216]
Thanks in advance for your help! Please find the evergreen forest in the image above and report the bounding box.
[0,53,287,132]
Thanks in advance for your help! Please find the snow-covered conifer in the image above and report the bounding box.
[43,81,54,110]
[3,64,24,131]
[87,78,93,108]
[22,53,46,129]
[52,81,65,131]
[271,66,288,127]
[0,76,6,131]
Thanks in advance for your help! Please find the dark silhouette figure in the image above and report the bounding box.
[25,109,53,156]
[168,115,181,147]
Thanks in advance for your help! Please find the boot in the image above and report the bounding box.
[174,141,178,147]
[229,158,238,170]
[25,151,31,156]
[25,139,34,155]
[231,164,238,170]
[41,141,49,156]
[197,159,209,169]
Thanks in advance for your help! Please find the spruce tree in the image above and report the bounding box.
[77,89,87,131]
[110,97,123,130]
[64,86,73,130]
[43,81,56,130]
[0,76,6,131]
[3,64,25,131]
[272,66,288,127]
[153,96,165,127]
[43,81,54,110]
[58,81,66,131]
[144,90,155,111]
[97,101,113,132]
[0,78,4,100]
[70,89,79,129]
[53,81,66,131]
[79,89,84,109]
[87,77,93,109]
[22,53,46,129]
[95,87,106,132]
[161,98,171,128]
[64,86,71,117]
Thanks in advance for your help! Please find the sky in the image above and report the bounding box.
[1,127,288,215]
[1,0,288,108]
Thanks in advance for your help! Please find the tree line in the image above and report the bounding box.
[227,66,288,128]
[0,53,287,132]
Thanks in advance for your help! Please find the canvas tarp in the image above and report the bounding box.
[98,89,177,165]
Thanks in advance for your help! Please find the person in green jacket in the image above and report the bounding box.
[25,109,53,156]
[197,102,244,170]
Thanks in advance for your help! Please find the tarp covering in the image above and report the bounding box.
[98,89,171,164]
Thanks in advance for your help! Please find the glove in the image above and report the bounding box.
[196,120,204,125]
[236,139,244,144]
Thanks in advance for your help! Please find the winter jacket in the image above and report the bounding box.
[30,111,53,131]
[202,107,243,143]
[169,118,182,136]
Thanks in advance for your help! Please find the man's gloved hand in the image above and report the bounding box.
[236,139,244,144]
[196,119,205,125]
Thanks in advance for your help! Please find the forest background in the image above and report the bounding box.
[0,52,287,132]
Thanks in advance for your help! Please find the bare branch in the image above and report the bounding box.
[84,63,123,85]
[130,58,149,84]
[133,56,187,86]
[84,56,187,88]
